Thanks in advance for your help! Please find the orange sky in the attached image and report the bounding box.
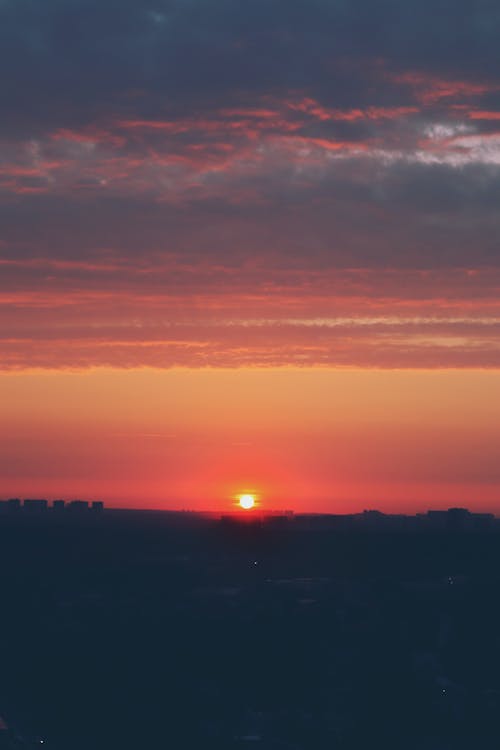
[1,367,500,513]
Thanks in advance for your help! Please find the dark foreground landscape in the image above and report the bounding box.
[1,506,500,749]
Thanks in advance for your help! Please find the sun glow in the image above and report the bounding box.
[238,494,256,510]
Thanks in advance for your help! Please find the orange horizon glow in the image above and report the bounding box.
[1,367,500,514]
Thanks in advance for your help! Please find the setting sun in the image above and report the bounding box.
[238,494,256,510]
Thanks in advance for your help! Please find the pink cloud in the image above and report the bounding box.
[287,97,418,121]
[2,264,500,369]
[467,110,500,120]
[389,70,498,104]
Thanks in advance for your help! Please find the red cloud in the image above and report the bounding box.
[467,110,500,120]
[287,97,418,121]
[389,70,498,104]
[2,264,500,369]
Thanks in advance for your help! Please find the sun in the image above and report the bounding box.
[238,494,256,510]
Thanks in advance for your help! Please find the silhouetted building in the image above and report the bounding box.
[361,510,386,528]
[294,514,358,530]
[427,510,455,530]
[24,499,48,512]
[67,500,89,511]
[53,499,66,511]
[446,507,471,530]
[263,514,290,529]
[425,508,494,532]
[91,501,104,512]
[7,498,21,511]
[473,512,495,529]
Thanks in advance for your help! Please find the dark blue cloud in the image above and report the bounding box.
[1,0,500,137]
[1,0,500,304]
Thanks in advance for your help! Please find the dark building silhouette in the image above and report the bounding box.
[67,500,89,511]
[473,512,495,529]
[426,507,495,531]
[24,499,48,512]
[53,499,66,511]
[446,507,472,530]
[91,501,104,512]
[262,514,291,530]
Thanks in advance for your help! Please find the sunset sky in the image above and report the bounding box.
[2,0,500,511]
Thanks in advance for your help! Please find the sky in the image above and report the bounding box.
[2,0,500,511]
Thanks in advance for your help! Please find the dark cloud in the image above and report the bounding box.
[2,157,500,269]
[1,0,500,136]
[2,0,500,367]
